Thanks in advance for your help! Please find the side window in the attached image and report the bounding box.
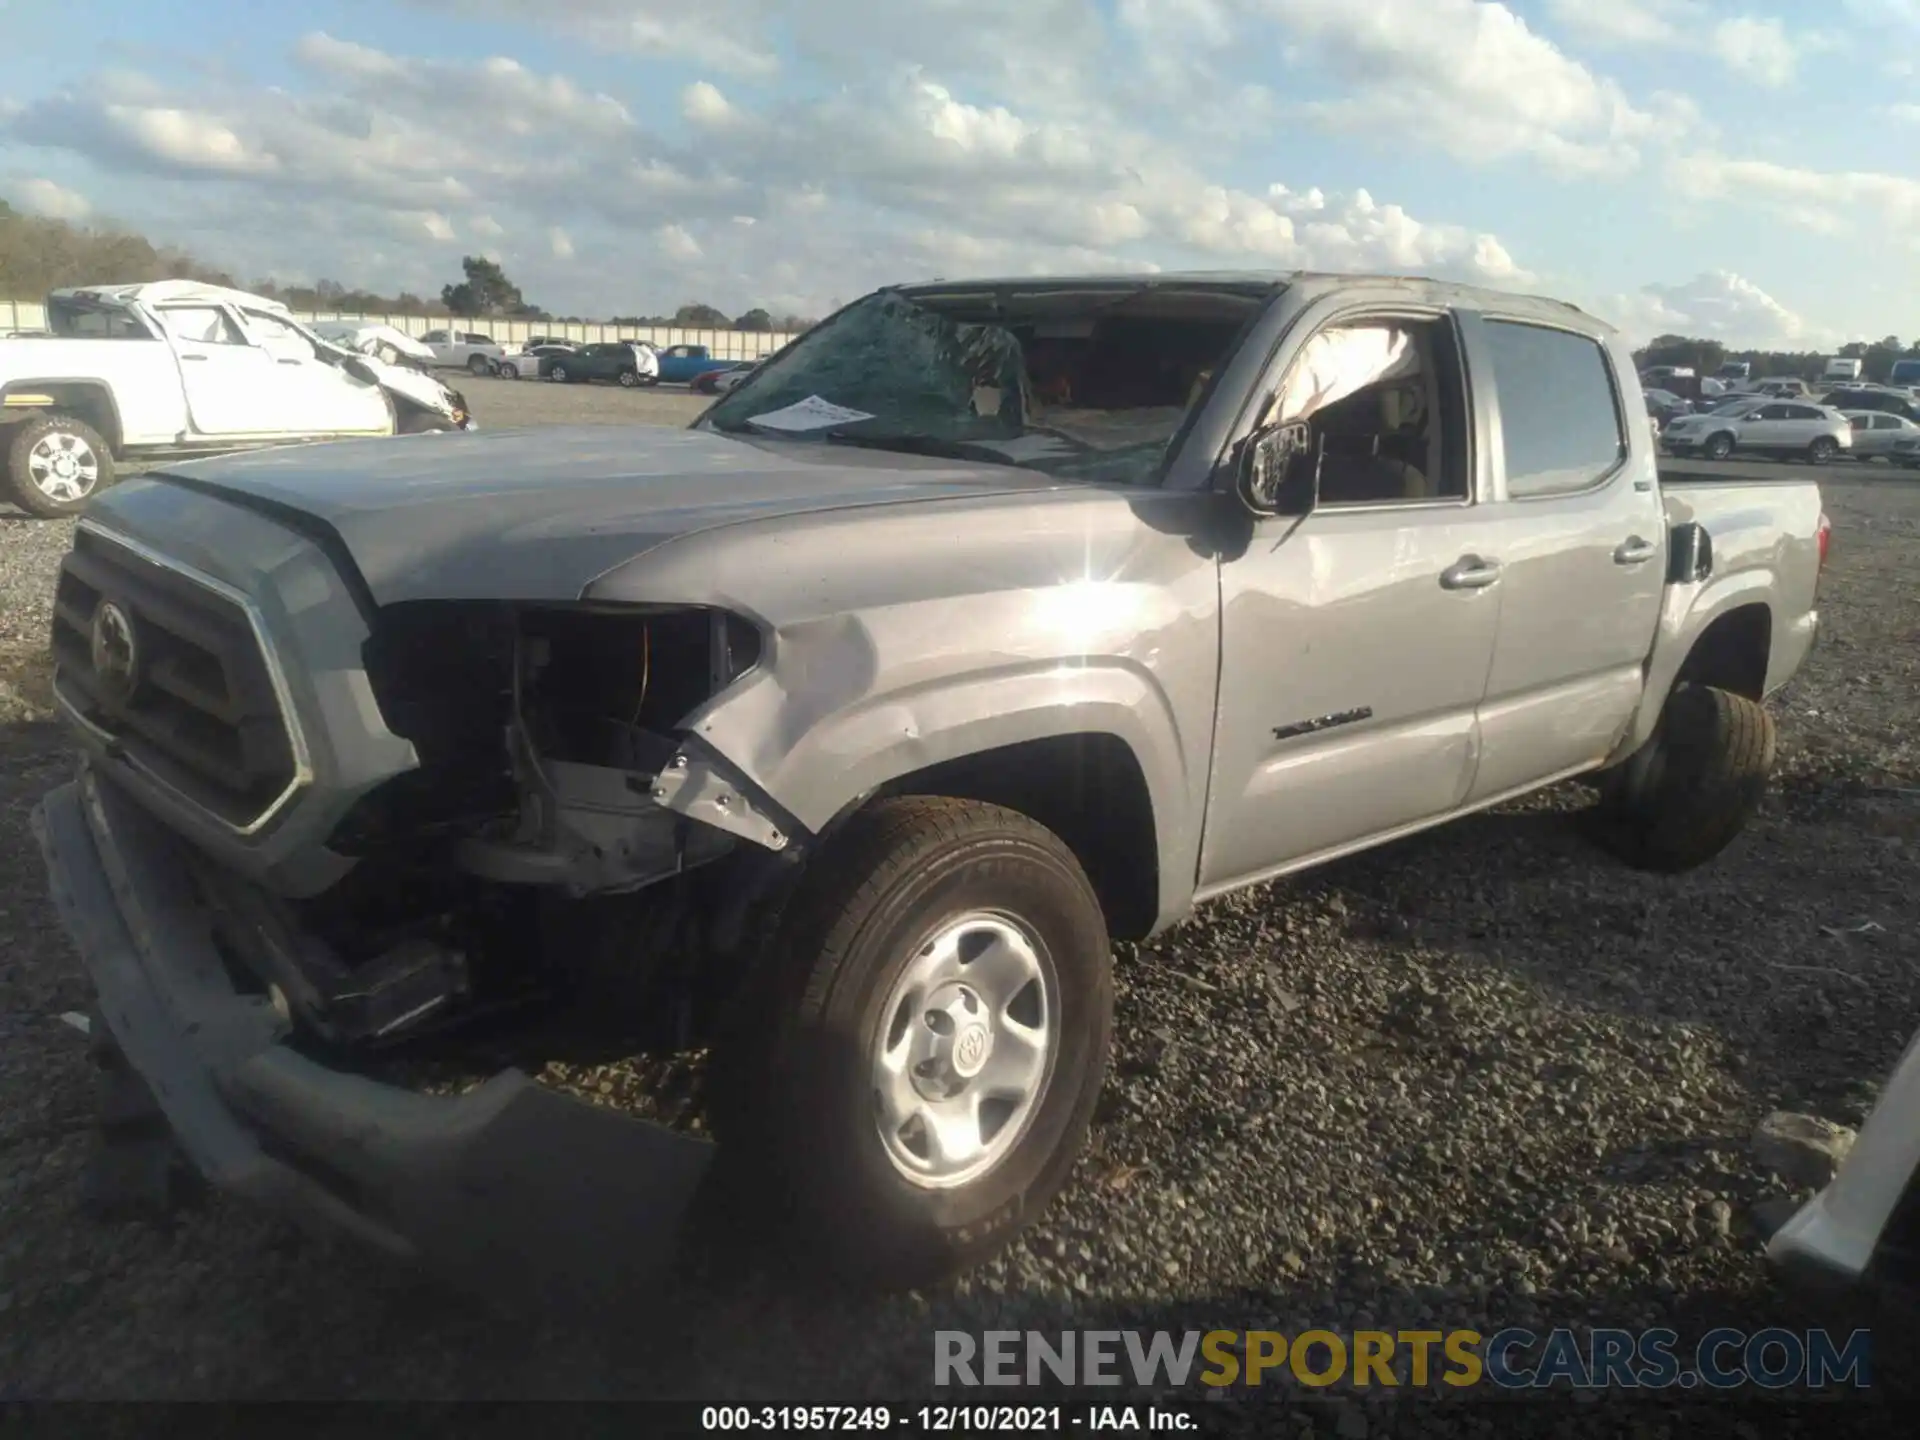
[463,332,492,345]
[421,330,448,344]
[243,311,317,361]
[1876,415,1901,430]
[1756,404,1791,421]
[1787,405,1823,421]
[155,306,245,346]
[1482,320,1625,499]
[1849,415,1870,431]
[1261,316,1469,506]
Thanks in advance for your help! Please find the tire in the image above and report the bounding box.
[1808,436,1838,464]
[4,413,114,518]
[1590,683,1776,873]
[708,796,1113,1289]
[498,362,520,381]
[467,354,490,376]
[1703,432,1735,461]
[548,364,569,384]
[617,369,639,388]
[396,410,455,435]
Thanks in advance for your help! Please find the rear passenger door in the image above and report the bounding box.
[1460,313,1669,803]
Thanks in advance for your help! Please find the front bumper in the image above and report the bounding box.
[33,767,715,1304]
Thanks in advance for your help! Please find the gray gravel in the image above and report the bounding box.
[2,389,1917,1433]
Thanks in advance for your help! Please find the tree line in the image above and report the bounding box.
[1633,332,1920,384]
[0,206,815,330]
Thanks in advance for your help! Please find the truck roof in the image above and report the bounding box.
[893,271,1606,332]
[46,280,295,314]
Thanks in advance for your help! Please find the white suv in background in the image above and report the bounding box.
[1661,397,1852,463]
[419,328,510,376]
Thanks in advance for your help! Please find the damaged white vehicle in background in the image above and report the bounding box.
[0,282,475,518]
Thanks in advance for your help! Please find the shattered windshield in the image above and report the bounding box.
[700,287,1261,484]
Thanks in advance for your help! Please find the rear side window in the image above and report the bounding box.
[1484,320,1625,498]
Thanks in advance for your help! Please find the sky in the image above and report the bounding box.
[0,0,1917,348]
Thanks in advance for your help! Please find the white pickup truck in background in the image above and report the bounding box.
[0,281,472,517]
[417,328,514,376]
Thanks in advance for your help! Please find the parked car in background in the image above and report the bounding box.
[1821,386,1920,422]
[544,341,659,387]
[1840,410,1920,459]
[1820,356,1865,385]
[654,343,749,385]
[1661,398,1851,462]
[691,362,759,395]
[498,344,577,380]
[1644,387,1694,428]
[1715,361,1752,383]
[1639,364,1694,388]
[0,281,472,516]
[420,328,510,376]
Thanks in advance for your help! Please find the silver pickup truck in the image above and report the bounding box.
[33,272,1830,1298]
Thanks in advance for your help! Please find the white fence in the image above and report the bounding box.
[0,298,795,360]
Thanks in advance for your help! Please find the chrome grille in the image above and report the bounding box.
[50,525,305,830]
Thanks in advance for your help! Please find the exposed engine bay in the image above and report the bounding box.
[209,604,787,1061]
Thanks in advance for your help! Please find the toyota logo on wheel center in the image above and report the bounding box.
[89,601,140,705]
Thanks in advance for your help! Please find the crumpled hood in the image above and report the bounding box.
[146,425,1064,605]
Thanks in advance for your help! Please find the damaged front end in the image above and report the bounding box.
[37,581,797,1299]
[242,598,799,1049]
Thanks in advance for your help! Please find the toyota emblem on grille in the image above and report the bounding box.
[90,600,140,705]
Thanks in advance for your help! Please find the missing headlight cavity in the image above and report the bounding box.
[336,602,765,857]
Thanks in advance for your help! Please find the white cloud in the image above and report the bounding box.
[1,15,1536,315]
[680,81,735,126]
[655,223,701,259]
[1597,270,1815,348]
[1256,0,1662,177]
[1544,0,1686,46]
[1711,17,1797,87]
[8,176,91,220]
[1667,152,1920,234]
[1888,102,1920,123]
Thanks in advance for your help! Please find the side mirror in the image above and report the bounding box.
[1237,422,1318,516]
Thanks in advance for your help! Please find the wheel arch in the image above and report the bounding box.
[1,379,125,452]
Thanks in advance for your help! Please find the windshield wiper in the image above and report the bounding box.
[820,430,1028,467]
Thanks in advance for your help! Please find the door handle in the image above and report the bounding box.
[277,358,301,366]
[179,353,208,362]
[1613,537,1657,565]
[1439,555,1502,590]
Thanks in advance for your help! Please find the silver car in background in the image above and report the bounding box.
[1840,409,1920,461]
[1662,397,1852,463]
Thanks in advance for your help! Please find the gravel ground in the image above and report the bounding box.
[1,387,1917,1432]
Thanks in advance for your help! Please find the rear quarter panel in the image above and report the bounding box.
[1621,478,1825,752]
[0,338,187,446]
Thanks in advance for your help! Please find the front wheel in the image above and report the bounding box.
[1703,432,1735,461]
[5,413,115,518]
[467,354,491,377]
[498,362,520,381]
[1590,683,1776,873]
[548,365,569,384]
[709,797,1113,1289]
[1808,436,1838,463]
[617,369,639,388]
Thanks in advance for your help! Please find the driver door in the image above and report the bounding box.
[238,308,392,436]
[1198,306,1501,893]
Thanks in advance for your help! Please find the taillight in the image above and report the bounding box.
[1817,513,1832,571]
